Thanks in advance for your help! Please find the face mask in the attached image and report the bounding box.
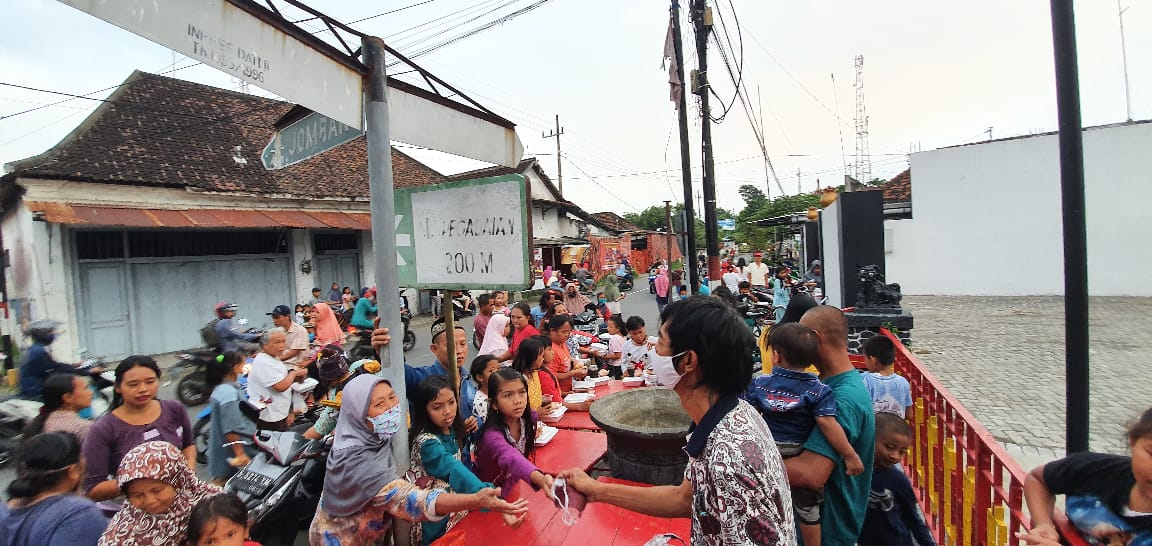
[308,333,316,342]
[598,299,607,304]
[367,404,403,439]
[651,350,688,388]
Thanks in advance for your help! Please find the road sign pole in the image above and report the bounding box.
[362,37,412,496]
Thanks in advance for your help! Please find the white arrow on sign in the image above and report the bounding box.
[395,215,412,266]
[58,0,523,168]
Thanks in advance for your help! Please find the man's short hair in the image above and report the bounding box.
[768,323,819,368]
[875,411,912,437]
[625,316,645,332]
[738,281,751,290]
[801,306,848,349]
[862,335,896,367]
[660,296,754,397]
[477,293,491,306]
[311,287,321,293]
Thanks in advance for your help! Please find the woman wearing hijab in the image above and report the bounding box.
[308,375,527,545]
[478,313,511,357]
[99,441,222,546]
[310,302,345,348]
[801,259,824,290]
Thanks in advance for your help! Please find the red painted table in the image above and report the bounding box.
[552,380,651,432]
[533,429,607,474]
[433,477,691,545]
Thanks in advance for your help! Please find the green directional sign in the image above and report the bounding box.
[394,174,530,290]
[261,111,363,170]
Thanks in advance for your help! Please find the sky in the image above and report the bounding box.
[1,0,1149,216]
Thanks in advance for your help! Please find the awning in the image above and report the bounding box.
[24,201,372,229]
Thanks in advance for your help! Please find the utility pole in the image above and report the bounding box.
[670,0,698,293]
[543,114,564,196]
[796,168,801,195]
[692,0,721,285]
[1118,0,1133,122]
[1049,0,1090,455]
[664,200,675,268]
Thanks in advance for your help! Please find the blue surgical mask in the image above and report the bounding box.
[308,333,316,342]
[598,298,607,304]
[367,404,403,439]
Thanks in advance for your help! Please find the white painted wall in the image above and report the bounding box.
[2,206,81,361]
[886,121,1152,296]
[291,229,314,304]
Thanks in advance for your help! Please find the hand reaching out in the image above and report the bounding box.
[502,511,527,528]
[463,416,479,434]
[472,488,529,515]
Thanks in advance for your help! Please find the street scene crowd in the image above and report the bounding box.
[2,254,1149,546]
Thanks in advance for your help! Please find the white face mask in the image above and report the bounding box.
[651,349,689,388]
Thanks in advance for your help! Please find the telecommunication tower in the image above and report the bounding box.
[853,54,871,185]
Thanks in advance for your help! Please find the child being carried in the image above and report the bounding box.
[742,322,865,546]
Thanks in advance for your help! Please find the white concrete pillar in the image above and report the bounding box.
[291,229,315,305]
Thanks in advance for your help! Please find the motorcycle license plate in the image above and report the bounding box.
[231,468,274,497]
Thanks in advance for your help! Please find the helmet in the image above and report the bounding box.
[214,301,238,318]
[25,319,61,345]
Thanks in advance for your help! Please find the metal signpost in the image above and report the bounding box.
[57,0,524,167]
[392,174,531,399]
[261,111,362,170]
[57,5,528,527]
[394,175,531,290]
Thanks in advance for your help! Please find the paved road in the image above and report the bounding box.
[903,295,1152,463]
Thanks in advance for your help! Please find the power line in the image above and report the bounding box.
[0,61,201,121]
[561,154,641,213]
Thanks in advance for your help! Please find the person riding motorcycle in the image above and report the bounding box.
[213,302,261,354]
[18,320,103,400]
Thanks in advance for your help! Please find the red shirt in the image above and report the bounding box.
[537,368,561,402]
[510,324,540,356]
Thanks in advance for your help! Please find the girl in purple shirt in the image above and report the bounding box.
[82,356,195,501]
[474,369,554,498]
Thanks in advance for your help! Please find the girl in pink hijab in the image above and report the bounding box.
[310,302,345,348]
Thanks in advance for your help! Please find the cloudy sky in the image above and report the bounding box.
[1,0,1148,215]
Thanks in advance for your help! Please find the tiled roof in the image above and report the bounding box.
[590,211,642,232]
[863,168,911,203]
[5,71,446,198]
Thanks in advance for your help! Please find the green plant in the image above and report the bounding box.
[878,322,911,348]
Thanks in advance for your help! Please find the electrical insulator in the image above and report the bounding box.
[703,6,713,26]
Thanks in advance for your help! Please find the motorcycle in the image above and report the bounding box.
[400,291,416,352]
[736,302,774,372]
[170,350,218,406]
[571,308,602,336]
[0,357,114,467]
[226,423,330,546]
[450,290,477,318]
[618,273,634,292]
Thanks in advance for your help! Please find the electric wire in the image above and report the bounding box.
[561,154,642,213]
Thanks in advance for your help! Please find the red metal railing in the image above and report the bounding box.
[869,329,1088,546]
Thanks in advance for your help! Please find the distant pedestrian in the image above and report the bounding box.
[654,268,670,314]
[747,253,771,288]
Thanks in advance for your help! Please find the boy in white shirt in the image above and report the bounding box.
[621,316,657,377]
[862,335,913,418]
